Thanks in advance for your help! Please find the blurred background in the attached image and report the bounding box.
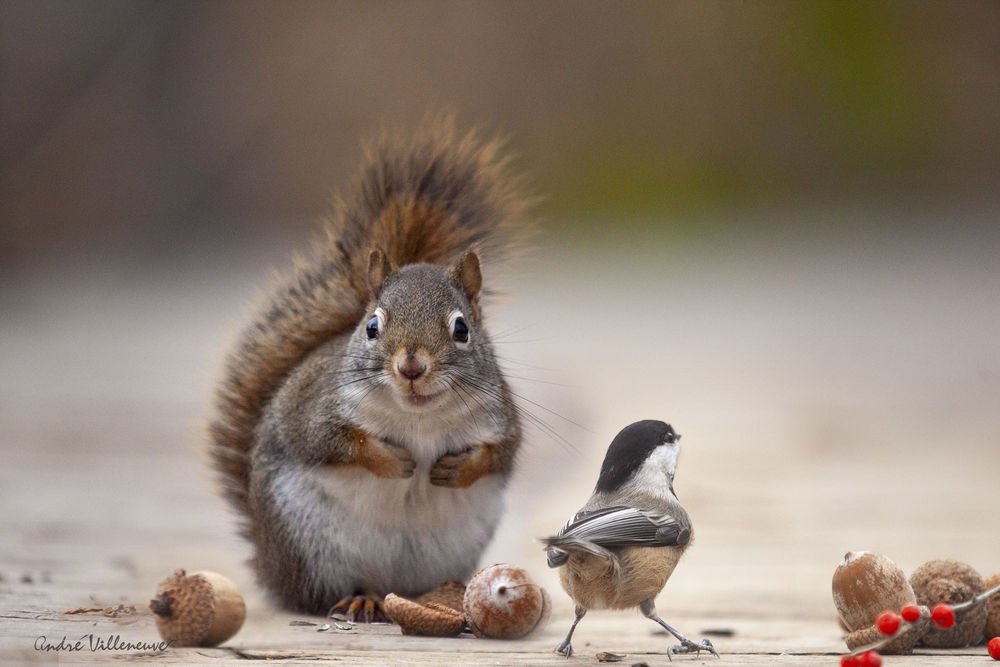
[3,0,999,268]
[1,0,998,650]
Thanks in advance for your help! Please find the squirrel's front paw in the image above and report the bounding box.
[429,445,493,488]
[354,437,416,479]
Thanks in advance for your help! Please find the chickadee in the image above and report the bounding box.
[540,420,717,659]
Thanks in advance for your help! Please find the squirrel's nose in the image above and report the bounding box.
[397,355,427,381]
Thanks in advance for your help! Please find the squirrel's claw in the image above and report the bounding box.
[429,451,467,486]
[329,594,387,623]
[382,442,416,478]
[353,440,415,479]
[429,447,489,488]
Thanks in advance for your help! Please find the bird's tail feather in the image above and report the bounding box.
[538,535,621,576]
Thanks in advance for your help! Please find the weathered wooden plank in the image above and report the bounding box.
[3,242,999,664]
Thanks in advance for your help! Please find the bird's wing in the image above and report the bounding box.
[557,505,690,548]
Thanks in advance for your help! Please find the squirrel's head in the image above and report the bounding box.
[349,248,498,413]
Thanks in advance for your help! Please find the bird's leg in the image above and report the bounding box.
[554,605,587,657]
[639,599,719,659]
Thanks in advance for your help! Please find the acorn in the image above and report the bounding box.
[910,559,986,648]
[462,563,550,639]
[150,569,246,647]
[985,573,1000,640]
[831,551,926,653]
[832,552,915,631]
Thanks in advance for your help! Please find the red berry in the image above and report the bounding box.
[841,655,862,667]
[858,650,882,667]
[931,603,955,628]
[900,604,921,623]
[875,610,900,635]
[988,636,1000,660]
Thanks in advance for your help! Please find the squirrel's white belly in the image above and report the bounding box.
[320,406,507,529]
[312,462,505,529]
[270,423,506,595]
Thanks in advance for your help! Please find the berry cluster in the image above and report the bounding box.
[840,650,881,666]
[872,601,956,636]
[839,580,1000,664]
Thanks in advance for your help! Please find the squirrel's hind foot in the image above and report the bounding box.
[329,593,388,623]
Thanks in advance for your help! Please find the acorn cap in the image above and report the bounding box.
[845,613,929,654]
[985,573,1000,640]
[832,551,916,632]
[910,559,986,648]
[415,580,466,613]
[383,593,465,637]
[150,569,246,647]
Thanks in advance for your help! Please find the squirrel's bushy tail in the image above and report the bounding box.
[209,121,528,527]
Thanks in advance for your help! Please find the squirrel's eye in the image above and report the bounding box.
[449,312,470,346]
[366,308,385,342]
[452,317,469,343]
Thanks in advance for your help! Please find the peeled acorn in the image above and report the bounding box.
[831,551,926,653]
[150,569,246,647]
[985,573,1000,640]
[910,559,986,648]
[462,563,550,639]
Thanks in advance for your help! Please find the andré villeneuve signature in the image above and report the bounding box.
[35,634,171,652]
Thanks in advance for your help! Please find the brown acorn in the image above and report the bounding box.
[910,559,986,648]
[150,569,246,647]
[985,573,1000,640]
[462,563,550,639]
[832,551,915,631]
[831,551,926,654]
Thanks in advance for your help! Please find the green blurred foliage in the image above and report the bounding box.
[1,0,997,266]
[532,2,943,222]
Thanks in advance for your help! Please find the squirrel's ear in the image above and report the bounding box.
[368,248,395,299]
[452,251,482,305]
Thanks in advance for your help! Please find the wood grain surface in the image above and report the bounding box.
[3,226,998,664]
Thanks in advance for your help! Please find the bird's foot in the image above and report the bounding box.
[553,639,573,657]
[328,594,387,623]
[667,637,718,659]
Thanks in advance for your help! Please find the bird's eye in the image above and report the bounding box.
[449,311,470,347]
[366,308,386,343]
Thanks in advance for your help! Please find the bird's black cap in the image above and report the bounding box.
[593,420,679,494]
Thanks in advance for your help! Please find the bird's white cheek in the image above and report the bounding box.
[630,447,679,496]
